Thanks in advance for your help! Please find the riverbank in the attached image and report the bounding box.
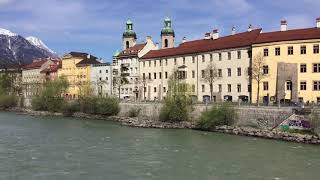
[7,108,320,145]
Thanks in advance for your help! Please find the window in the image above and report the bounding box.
[154,61,156,67]
[300,64,307,73]
[263,82,269,91]
[174,58,177,65]
[227,68,231,77]
[99,77,102,81]
[218,69,222,77]
[192,85,195,92]
[143,61,145,67]
[300,81,307,90]
[313,63,320,73]
[201,70,205,78]
[163,87,166,92]
[165,59,168,66]
[219,53,222,61]
[192,56,195,63]
[288,46,293,55]
[192,70,195,78]
[202,85,205,92]
[264,48,269,56]
[106,70,109,73]
[154,87,157,92]
[159,72,162,79]
[178,71,187,79]
[210,54,213,62]
[160,59,162,66]
[275,47,280,56]
[165,72,168,79]
[237,84,241,92]
[263,65,269,75]
[314,44,319,54]
[314,81,320,91]
[228,84,231,92]
[286,81,292,91]
[154,73,157,79]
[149,61,151,67]
[228,52,231,60]
[218,84,222,92]
[202,55,205,62]
[99,70,102,73]
[237,68,241,76]
[126,41,129,49]
[301,45,307,54]
[164,39,168,48]
[183,57,185,64]
[148,73,151,79]
[143,73,145,79]
[237,51,241,59]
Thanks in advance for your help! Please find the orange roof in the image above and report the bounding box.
[254,27,320,44]
[141,29,262,59]
[23,60,48,70]
[118,43,146,58]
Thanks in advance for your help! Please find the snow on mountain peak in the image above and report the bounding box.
[0,28,17,37]
[26,36,55,54]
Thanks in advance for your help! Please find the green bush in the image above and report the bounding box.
[0,95,17,109]
[197,103,237,130]
[159,95,192,122]
[32,96,65,112]
[61,101,80,116]
[127,107,141,117]
[80,96,120,116]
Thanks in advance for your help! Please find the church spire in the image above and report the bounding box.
[161,17,175,49]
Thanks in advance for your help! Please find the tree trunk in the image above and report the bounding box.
[210,83,213,103]
[118,86,121,99]
[256,81,260,107]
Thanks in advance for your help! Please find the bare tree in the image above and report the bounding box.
[113,65,129,99]
[136,75,152,101]
[201,62,220,102]
[250,52,268,106]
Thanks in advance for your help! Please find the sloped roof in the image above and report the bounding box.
[141,29,261,59]
[254,27,320,44]
[76,57,101,66]
[23,60,48,70]
[118,43,146,58]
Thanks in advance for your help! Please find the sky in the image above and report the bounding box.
[0,0,319,62]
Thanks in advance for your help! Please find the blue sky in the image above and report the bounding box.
[0,0,319,62]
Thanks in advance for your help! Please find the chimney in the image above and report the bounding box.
[317,17,320,28]
[231,26,236,35]
[182,37,187,43]
[204,32,211,39]
[248,24,252,32]
[281,20,287,31]
[155,42,159,49]
[146,36,152,43]
[87,54,91,59]
[211,29,219,39]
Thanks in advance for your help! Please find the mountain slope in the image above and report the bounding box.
[26,36,56,54]
[0,28,57,65]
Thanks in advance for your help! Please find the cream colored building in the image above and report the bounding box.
[252,19,320,104]
[140,26,261,103]
[114,19,158,100]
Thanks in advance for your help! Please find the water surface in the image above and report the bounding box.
[0,112,319,180]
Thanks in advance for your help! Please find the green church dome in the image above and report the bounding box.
[161,17,175,36]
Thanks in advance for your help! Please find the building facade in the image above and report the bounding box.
[58,52,101,99]
[252,19,320,105]
[140,25,261,103]
[113,19,158,100]
[91,63,113,96]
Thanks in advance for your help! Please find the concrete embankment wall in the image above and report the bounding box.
[119,103,295,128]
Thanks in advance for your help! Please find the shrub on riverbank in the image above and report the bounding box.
[160,95,192,122]
[61,101,80,116]
[196,103,237,130]
[79,96,120,116]
[0,94,17,109]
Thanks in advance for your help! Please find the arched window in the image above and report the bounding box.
[164,39,168,48]
[126,41,130,49]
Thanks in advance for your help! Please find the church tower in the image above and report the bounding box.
[161,17,175,49]
[122,19,137,50]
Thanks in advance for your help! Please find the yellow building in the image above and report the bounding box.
[58,52,101,98]
[252,19,320,105]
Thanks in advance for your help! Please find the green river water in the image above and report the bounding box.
[0,112,319,180]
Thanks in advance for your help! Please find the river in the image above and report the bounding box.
[0,112,319,180]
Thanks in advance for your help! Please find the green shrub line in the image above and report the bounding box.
[0,94,17,110]
[159,95,193,122]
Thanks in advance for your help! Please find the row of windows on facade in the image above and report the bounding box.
[144,84,247,94]
[300,63,320,73]
[142,67,244,80]
[98,77,109,81]
[142,51,244,67]
[263,44,320,56]
[99,70,109,74]
[262,80,320,91]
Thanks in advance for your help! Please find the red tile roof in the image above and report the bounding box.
[141,29,262,59]
[40,61,61,73]
[23,60,49,70]
[118,43,146,58]
[255,27,320,44]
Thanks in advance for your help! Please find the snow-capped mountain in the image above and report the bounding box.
[0,28,57,65]
[26,36,55,54]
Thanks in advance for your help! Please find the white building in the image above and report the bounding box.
[91,63,113,96]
